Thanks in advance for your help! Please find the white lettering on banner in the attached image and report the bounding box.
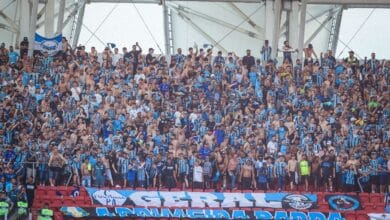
[93,190,127,206]
[220,193,253,208]
[159,191,189,207]
[129,191,161,207]
[86,188,317,210]
[187,192,220,208]
[251,193,282,208]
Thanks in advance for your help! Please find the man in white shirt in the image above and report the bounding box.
[112,48,122,66]
[267,136,278,156]
[70,82,81,102]
[193,160,203,189]
[134,67,146,84]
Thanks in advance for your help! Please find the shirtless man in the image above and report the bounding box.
[203,130,215,147]
[303,43,318,65]
[287,154,298,190]
[81,158,91,187]
[215,147,227,189]
[227,152,239,189]
[240,159,255,190]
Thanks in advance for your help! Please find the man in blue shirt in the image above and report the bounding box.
[320,155,335,192]
[8,46,19,64]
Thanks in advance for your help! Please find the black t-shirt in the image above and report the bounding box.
[129,50,141,64]
[243,55,255,69]
[145,54,156,65]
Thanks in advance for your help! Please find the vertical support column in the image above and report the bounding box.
[162,0,171,57]
[72,1,86,48]
[289,0,299,49]
[28,0,39,57]
[18,0,30,48]
[57,0,66,35]
[297,1,307,60]
[45,0,55,37]
[12,0,20,48]
[330,7,343,54]
[265,0,282,58]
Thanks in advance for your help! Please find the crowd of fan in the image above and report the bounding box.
[0,37,389,208]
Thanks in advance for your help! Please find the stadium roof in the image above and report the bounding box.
[0,0,389,57]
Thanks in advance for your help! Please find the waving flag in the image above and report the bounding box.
[34,33,63,56]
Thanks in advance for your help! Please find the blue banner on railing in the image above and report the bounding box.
[325,194,362,211]
[85,188,317,210]
[34,33,62,56]
[60,207,346,220]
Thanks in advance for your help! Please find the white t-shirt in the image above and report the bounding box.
[71,87,81,101]
[134,73,145,84]
[267,140,278,154]
[193,165,203,182]
[174,111,182,126]
[112,53,123,65]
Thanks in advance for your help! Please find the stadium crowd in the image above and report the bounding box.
[0,37,389,208]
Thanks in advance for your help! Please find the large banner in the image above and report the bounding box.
[34,33,62,56]
[60,207,345,220]
[86,188,317,210]
[325,194,362,211]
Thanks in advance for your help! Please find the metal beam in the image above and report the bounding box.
[265,0,282,54]
[19,0,30,46]
[228,2,264,33]
[297,1,306,59]
[304,10,334,46]
[0,10,19,31]
[45,0,55,37]
[329,7,343,53]
[36,3,46,21]
[307,0,390,5]
[28,0,39,57]
[90,0,264,3]
[167,3,264,40]
[36,3,77,30]
[288,0,299,47]
[59,4,80,30]
[89,0,390,7]
[162,0,171,56]
[56,0,65,35]
[0,23,17,33]
[171,9,228,54]
[72,0,86,48]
